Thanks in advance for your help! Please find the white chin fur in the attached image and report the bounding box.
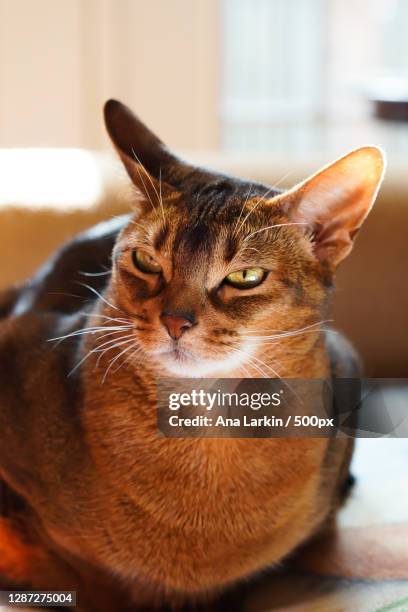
[157,344,255,378]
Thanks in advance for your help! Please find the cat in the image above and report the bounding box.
[0,99,384,611]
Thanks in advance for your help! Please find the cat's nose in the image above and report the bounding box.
[160,311,196,340]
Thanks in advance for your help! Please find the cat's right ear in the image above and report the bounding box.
[104,99,166,204]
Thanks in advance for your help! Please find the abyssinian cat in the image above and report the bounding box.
[0,100,384,610]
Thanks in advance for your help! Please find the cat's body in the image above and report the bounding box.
[0,101,383,610]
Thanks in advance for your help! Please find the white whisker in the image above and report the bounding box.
[244,222,308,241]
[235,185,277,236]
[233,185,253,237]
[158,166,166,224]
[83,313,132,325]
[102,342,138,383]
[230,348,268,378]
[268,170,294,192]
[246,329,336,344]
[66,332,134,377]
[79,269,111,277]
[93,334,135,353]
[76,282,121,312]
[244,351,282,379]
[112,343,145,374]
[232,347,302,402]
[95,337,136,368]
[242,320,332,340]
[49,325,132,343]
[68,348,95,377]
[131,148,161,220]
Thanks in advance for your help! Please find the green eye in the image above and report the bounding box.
[224,268,266,289]
[132,249,162,274]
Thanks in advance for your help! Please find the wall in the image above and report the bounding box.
[0,0,220,150]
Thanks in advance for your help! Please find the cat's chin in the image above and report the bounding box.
[153,347,248,378]
[156,348,213,377]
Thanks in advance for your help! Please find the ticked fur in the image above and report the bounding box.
[0,100,384,610]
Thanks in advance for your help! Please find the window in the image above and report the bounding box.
[221,0,408,155]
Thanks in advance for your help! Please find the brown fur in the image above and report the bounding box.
[0,100,384,610]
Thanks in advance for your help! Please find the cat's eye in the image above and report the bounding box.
[224,268,266,289]
[132,249,162,274]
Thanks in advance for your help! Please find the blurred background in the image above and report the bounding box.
[1,0,408,152]
[0,0,407,376]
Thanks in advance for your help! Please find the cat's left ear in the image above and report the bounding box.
[281,147,385,268]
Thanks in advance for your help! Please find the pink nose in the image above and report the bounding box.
[160,312,195,340]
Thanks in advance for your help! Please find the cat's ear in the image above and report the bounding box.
[103,99,166,202]
[104,99,221,197]
[281,147,385,268]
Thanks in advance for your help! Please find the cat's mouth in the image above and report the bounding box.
[155,345,210,376]
[159,346,198,364]
[151,341,246,377]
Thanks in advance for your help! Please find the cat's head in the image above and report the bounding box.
[103,100,385,377]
